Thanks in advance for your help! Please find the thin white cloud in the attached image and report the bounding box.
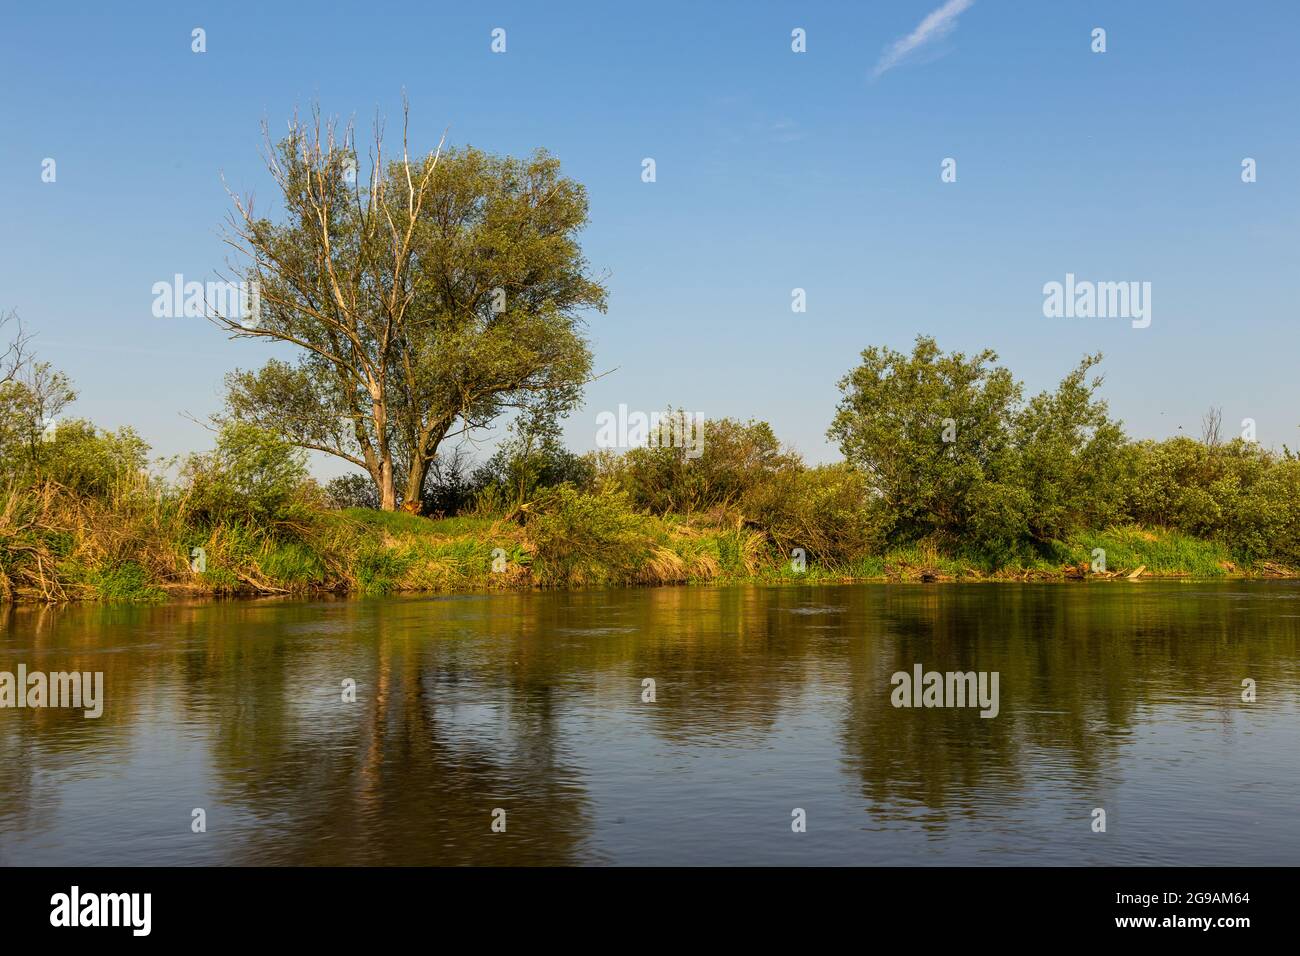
[872,0,975,79]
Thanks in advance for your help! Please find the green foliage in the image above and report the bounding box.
[740,462,888,565]
[471,417,594,512]
[324,474,379,510]
[959,480,1033,564]
[256,539,329,586]
[526,485,655,585]
[420,450,478,516]
[343,507,437,535]
[1063,526,1231,577]
[828,337,1129,558]
[355,547,414,594]
[1125,437,1220,531]
[609,415,799,515]
[1012,354,1129,540]
[828,336,1023,551]
[0,359,77,483]
[182,422,312,526]
[82,560,165,602]
[0,337,151,499]
[424,515,501,537]
[33,421,151,497]
[8,313,1300,604]
[712,529,751,575]
[1123,438,1300,564]
[221,116,606,510]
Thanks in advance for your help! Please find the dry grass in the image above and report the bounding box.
[0,481,66,602]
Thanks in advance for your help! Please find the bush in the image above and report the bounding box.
[828,336,1021,548]
[829,337,1128,557]
[617,415,800,515]
[1124,437,1220,532]
[525,485,654,585]
[470,425,595,513]
[28,420,150,498]
[964,480,1033,562]
[324,474,380,510]
[183,422,312,526]
[422,450,478,516]
[0,358,77,484]
[741,463,888,565]
[1012,354,1128,540]
[1118,438,1300,564]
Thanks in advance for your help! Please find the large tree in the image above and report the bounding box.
[828,336,1023,545]
[215,104,606,510]
[828,336,1127,553]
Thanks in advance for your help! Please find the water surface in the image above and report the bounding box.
[1,582,1297,865]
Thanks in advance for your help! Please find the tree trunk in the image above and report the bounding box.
[402,459,430,512]
[400,423,449,513]
[379,458,397,511]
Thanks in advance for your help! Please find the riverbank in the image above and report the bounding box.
[2,488,1293,604]
[6,333,1300,605]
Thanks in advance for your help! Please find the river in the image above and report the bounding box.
[1,582,1297,865]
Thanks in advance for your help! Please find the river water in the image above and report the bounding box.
[1,582,1297,865]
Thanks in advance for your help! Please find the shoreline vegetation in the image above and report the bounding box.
[1,426,1296,604]
[5,113,1300,604]
[6,331,1299,604]
[8,325,1299,606]
[1,488,1294,605]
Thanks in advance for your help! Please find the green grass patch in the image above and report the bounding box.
[341,508,432,536]
[1062,525,1230,576]
[84,560,166,602]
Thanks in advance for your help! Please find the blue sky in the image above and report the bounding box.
[2,1,1297,476]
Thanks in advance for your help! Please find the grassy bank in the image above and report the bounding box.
[1,478,1287,604]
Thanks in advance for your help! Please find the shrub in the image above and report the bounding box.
[1121,438,1300,563]
[618,415,800,515]
[741,463,888,565]
[0,359,77,484]
[525,485,654,585]
[182,421,312,526]
[30,420,151,498]
[1012,354,1128,540]
[422,449,479,516]
[471,427,595,512]
[964,480,1033,561]
[1124,437,1221,532]
[829,338,1129,556]
[325,474,379,510]
[828,336,1022,546]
